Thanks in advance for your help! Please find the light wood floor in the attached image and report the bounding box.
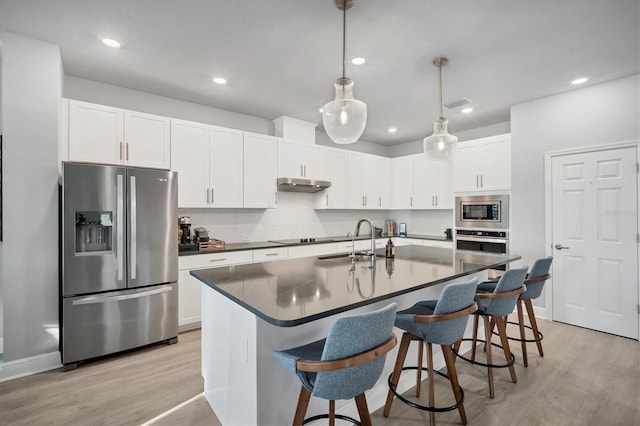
[0,318,638,425]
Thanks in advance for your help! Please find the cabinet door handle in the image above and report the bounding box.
[379,197,381,207]
[300,164,304,177]
[326,194,329,206]
[119,142,123,160]
[435,195,438,206]
[432,195,435,206]
[476,175,479,188]
[365,196,367,206]
[410,196,413,207]
[265,253,279,257]
[126,143,129,161]
[303,164,307,177]
[480,174,483,187]
[209,258,227,262]
[211,188,214,204]
[206,188,210,204]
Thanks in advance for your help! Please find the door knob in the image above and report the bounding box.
[554,244,570,250]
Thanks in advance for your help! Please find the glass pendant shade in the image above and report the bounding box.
[423,117,458,161]
[322,77,367,144]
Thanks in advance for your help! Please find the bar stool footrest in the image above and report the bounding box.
[303,413,361,425]
[452,338,516,368]
[387,366,464,413]
[491,321,544,343]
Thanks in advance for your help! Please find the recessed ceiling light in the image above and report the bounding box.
[318,108,324,113]
[101,38,122,48]
[461,107,474,114]
[212,77,227,85]
[388,127,398,133]
[351,57,366,65]
[571,77,589,85]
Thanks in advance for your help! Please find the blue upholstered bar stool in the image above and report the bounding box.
[383,279,478,426]
[454,266,528,398]
[477,257,553,367]
[273,303,398,426]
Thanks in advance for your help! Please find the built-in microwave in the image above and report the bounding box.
[455,194,509,229]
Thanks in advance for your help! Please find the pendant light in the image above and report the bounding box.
[423,57,457,160]
[322,0,367,145]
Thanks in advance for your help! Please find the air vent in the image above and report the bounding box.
[444,97,471,110]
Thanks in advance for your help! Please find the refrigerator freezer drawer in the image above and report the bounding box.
[61,283,178,365]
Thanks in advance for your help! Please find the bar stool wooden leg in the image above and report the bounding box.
[416,340,424,397]
[524,298,544,357]
[293,386,312,426]
[329,400,335,426]
[516,299,528,367]
[355,394,372,426]
[483,315,495,398]
[442,344,467,425]
[384,332,412,417]
[471,314,479,361]
[495,316,517,383]
[427,342,435,426]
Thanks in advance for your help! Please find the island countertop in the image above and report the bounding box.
[191,245,520,327]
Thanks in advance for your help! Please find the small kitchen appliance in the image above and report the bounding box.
[179,216,192,244]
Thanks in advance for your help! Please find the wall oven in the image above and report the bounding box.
[456,230,509,278]
[455,194,509,229]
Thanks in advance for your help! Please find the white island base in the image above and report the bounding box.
[201,273,488,426]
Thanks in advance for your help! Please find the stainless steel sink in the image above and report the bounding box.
[316,252,374,265]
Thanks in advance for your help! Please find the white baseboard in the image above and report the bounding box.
[0,351,62,383]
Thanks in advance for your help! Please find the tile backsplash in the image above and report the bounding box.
[179,192,453,243]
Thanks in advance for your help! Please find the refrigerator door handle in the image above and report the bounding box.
[117,174,125,281]
[130,175,137,280]
[72,286,173,305]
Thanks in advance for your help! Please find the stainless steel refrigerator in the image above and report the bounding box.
[60,162,178,368]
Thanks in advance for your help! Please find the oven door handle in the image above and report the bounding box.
[456,236,508,244]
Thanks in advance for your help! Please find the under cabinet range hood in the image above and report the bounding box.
[277,177,331,193]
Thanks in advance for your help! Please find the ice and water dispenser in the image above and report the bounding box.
[75,211,113,253]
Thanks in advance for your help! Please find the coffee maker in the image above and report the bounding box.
[178,216,198,252]
[179,216,192,244]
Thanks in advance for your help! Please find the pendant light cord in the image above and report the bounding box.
[438,62,443,118]
[342,0,346,79]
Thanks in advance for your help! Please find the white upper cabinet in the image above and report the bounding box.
[391,154,453,210]
[453,133,511,192]
[347,152,390,210]
[244,132,278,208]
[377,157,392,209]
[391,156,414,209]
[171,120,243,208]
[68,100,170,169]
[171,120,210,208]
[124,110,171,169]
[277,139,325,180]
[210,126,244,207]
[317,148,348,209]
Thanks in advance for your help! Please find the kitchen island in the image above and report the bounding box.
[191,245,520,425]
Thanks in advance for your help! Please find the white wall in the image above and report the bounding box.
[1,32,62,362]
[510,74,640,312]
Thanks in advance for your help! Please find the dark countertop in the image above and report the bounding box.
[179,233,452,256]
[191,245,519,327]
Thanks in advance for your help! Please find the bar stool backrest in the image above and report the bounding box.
[481,266,528,316]
[313,302,398,400]
[425,278,479,345]
[522,256,553,300]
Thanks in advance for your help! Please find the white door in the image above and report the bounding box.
[551,146,638,339]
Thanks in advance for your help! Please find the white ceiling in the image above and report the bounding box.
[1,0,638,145]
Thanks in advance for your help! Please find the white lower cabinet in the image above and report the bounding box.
[253,247,288,262]
[288,243,337,259]
[177,251,253,329]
